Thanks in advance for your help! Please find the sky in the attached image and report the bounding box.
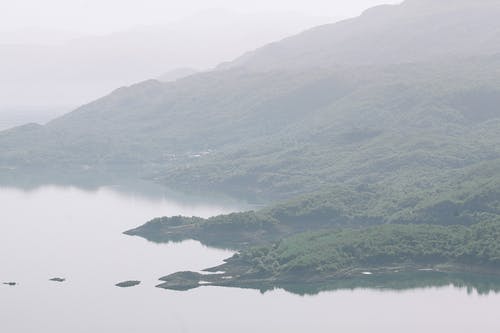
[0,0,402,34]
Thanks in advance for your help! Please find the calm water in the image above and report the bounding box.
[1,184,500,332]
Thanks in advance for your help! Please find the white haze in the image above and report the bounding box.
[1,1,402,34]
[0,1,402,129]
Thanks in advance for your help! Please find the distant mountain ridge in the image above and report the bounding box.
[0,10,329,109]
[222,0,500,71]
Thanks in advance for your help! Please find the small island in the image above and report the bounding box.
[50,278,66,282]
[3,282,17,286]
[115,280,141,288]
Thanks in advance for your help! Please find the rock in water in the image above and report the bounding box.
[115,280,141,288]
[50,278,66,282]
[3,282,17,286]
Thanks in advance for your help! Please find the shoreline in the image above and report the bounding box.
[156,259,500,294]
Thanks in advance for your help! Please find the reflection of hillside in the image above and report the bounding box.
[0,171,246,208]
[264,271,500,296]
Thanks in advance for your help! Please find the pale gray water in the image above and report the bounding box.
[1,185,500,332]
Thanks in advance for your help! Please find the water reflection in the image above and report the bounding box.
[0,169,246,207]
[157,268,500,296]
[254,271,500,296]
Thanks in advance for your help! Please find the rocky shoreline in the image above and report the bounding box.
[156,258,500,295]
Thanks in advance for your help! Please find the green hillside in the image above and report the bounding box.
[2,0,500,285]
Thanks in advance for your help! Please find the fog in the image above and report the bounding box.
[0,1,401,129]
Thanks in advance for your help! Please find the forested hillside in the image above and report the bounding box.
[2,1,500,205]
[2,56,500,203]
[2,1,500,283]
[154,221,500,291]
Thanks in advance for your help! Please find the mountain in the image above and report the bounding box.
[3,0,500,283]
[1,0,500,207]
[223,0,500,71]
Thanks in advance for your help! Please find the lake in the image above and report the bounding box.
[1,183,500,332]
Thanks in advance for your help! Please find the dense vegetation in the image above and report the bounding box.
[123,0,500,287]
[126,168,500,249]
[154,221,500,292]
[2,1,500,204]
[236,222,500,277]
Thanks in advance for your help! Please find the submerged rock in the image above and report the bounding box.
[115,280,141,288]
[50,278,66,282]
